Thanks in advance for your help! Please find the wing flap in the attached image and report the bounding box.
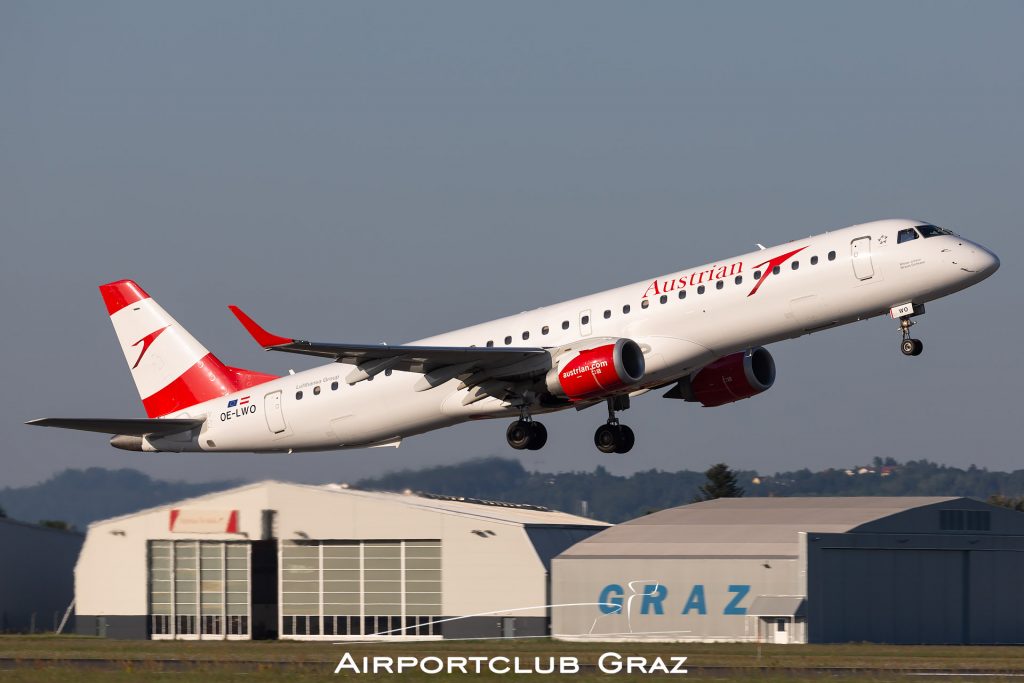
[26,417,204,436]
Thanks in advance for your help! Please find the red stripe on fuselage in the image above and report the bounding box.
[142,353,252,417]
[99,280,151,315]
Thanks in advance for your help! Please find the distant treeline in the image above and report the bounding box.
[3,457,1024,528]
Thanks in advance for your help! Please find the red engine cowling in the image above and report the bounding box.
[681,347,776,407]
[545,338,645,401]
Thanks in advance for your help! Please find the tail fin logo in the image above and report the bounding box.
[131,326,170,369]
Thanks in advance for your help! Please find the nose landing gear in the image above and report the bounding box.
[899,317,924,357]
[594,396,635,454]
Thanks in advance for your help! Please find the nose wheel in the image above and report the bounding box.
[594,396,635,454]
[899,316,924,356]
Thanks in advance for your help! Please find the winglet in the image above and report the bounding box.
[228,305,294,348]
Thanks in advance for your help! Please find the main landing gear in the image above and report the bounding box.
[506,409,548,451]
[594,396,635,454]
[898,316,924,357]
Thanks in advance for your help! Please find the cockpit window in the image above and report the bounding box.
[917,224,955,238]
[897,228,919,244]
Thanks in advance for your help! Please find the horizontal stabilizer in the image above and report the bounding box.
[25,417,204,437]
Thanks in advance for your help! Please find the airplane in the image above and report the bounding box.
[28,218,998,455]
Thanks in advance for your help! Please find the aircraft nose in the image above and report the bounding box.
[959,244,1000,278]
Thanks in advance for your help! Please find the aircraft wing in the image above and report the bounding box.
[228,306,551,386]
[25,417,204,436]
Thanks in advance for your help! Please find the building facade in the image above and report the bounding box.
[552,497,1024,644]
[75,481,606,640]
[0,517,83,632]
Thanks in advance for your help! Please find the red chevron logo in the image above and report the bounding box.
[131,326,170,369]
[747,246,808,297]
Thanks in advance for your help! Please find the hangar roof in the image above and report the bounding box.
[88,480,607,529]
[557,496,982,558]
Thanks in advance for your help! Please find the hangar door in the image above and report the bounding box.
[809,548,1024,644]
[148,541,250,640]
[279,539,442,639]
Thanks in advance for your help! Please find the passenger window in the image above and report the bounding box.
[642,300,650,309]
[791,261,799,270]
[541,326,549,335]
[561,320,570,330]
[735,276,743,285]
[331,381,339,391]
[486,340,494,347]
[810,255,818,265]
[659,295,667,304]
[504,336,512,345]
[897,228,919,244]
[754,270,762,280]
[581,315,590,325]
[603,310,611,319]
[716,280,724,290]
[622,304,630,314]
[522,331,529,340]
[313,385,321,396]
[698,285,706,294]
[828,251,836,261]
[295,391,303,400]
[772,266,781,275]
[678,290,686,300]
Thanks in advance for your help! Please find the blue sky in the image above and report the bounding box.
[2,1,1021,486]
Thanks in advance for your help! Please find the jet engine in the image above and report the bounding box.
[545,338,645,401]
[671,347,776,407]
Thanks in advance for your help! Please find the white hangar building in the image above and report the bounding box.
[552,497,1024,645]
[75,481,606,640]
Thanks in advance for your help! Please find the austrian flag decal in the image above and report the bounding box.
[227,396,250,408]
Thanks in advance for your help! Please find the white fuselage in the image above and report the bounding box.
[152,219,998,453]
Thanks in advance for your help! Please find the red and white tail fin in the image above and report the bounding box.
[99,280,278,418]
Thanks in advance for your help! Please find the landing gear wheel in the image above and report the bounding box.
[594,424,619,454]
[901,338,924,356]
[526,422,548,450]
[506,420,532,450]
[613,425,635,454]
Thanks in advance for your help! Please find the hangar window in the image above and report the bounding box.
[280,540,442,639]
[939,509,991,532]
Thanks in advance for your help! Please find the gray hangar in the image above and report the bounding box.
[75,481,606,640]
[551,496,1024,644]
[0,517,83,632]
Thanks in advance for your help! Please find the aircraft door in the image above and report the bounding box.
[264,391,286,434]
[579,309,593,336]
[850,237,874,280]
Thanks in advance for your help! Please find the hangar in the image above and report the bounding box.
[0,517,83,632]
[551,496,1024,644]
[75,481,605,640]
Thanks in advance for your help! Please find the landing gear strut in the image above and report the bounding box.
[594,396,635,454]
[899,316,924,357]
[506,408,547,451]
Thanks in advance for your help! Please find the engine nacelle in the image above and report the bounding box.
[677,347,776,407]
[545,338,645,401]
